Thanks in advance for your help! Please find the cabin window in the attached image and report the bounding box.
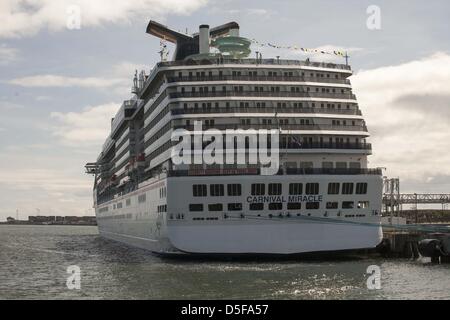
[138,194,146,203]
[228,203,243,211]
[326,202,338,209]
[189,204,204,212]
[357,201,370,209]
[350,162,361,169]
[249,203,264,211]
[336,162,347,169]
[268,183,282,195]
[342,201,354,209]
[328,183,340,195]
[210,184,224,196]
[287,203,302,210]
[208,203,223,211]
[322,162,333,169]
[289,183,302,195]
[356,183,368,194]
[305,183,319,195]
[251,183,265,195]
[193,184,207,197]
[269,203,283,210]
[227,184,242,196]
[306,202,320,209]
[342,183,354,195]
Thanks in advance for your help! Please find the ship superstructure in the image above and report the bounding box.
[85,21,383,255]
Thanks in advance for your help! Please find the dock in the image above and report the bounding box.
[380,178,450,262]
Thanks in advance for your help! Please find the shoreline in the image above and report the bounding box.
[0,222,97,226]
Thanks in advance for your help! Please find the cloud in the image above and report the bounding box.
[0,144,96,219]
[0,43,19,64]
[9,74,125,88]
[0,168,93,218]
[246,9,270,15]
[35,95,53,101]
[0,101,24,110]
[8,61,148,94]
[351,52,450,185]
[395,94,450,121]
[0,0,209,38]
[225,8,273,16]
[50,102,119,146]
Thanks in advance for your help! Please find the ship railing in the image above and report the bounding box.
[169,91,356,100]
[167,75,351,85]
[173,123,368,132]
[171,107,362,116]
[101,136,114,154]
[280,142,372,150]
[140,59,351,99]
[165,140,371,151]
[167,167,382,177]
[157,58,352,71]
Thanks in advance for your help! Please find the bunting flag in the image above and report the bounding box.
[250,38,346,57]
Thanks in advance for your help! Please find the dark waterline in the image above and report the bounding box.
[0,225,449,300]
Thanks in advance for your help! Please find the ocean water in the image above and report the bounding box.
[0,225,449,300]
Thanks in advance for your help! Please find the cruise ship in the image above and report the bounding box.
[85,20,383,256]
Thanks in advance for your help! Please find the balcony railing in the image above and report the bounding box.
[281,142,371,150]
[169,91,356,100]
[173,123,368,132]
[167,75,351,85]
[167,167,382,177]
[167,140,371,152]
[156,58,352,71]
[171,107,362,116]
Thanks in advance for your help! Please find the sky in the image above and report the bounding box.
[0,0,449,220]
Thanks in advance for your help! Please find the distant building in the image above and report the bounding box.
[28,216,54,223]
[27,215,96,225]
[6,217,15,223]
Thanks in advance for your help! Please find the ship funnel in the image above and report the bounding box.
[199,24,210,54]
[229,27,239,37]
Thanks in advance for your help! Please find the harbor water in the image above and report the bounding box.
[0,225,449,300]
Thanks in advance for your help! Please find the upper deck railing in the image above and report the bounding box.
[140,58,351,98]
[167,167,382,177]
[171,106,362,116]
[174,123,368,132]
[167,75,351,85]
[156,58,352,71]
[169,91,356,100]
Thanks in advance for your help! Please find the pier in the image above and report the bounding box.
[380,178,450,262]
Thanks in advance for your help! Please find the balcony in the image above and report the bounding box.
[169,91,356,100]
[173,123,368,132]
[167,75,351,85]
[281,142,371,151]
[167,167,382,177]
[156,58,352,71]
[171,106,362,116]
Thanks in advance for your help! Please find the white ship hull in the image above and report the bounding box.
[95,174,383,256]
